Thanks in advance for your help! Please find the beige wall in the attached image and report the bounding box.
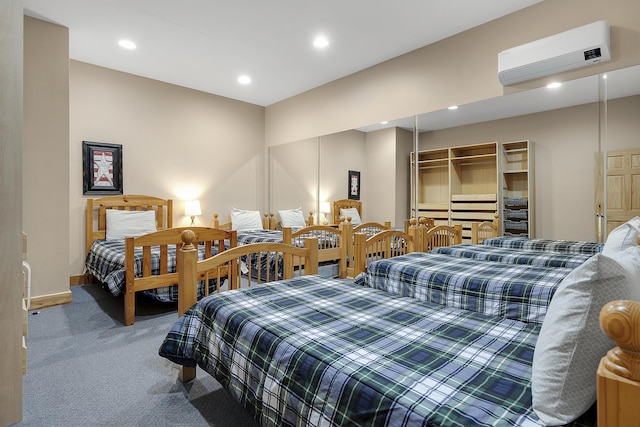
[69,61,265,276]
[265,0,640,146]
[23,16,71,305]
[1,1,24,424]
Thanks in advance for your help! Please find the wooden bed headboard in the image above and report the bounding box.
[332,199,362,224]
[85,195,173,254]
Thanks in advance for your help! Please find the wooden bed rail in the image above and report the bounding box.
[597,300,640,426]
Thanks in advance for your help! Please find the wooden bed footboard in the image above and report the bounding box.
[352,227,417,277]
[283,223,350,278]
[471,214,500,244]
[597,300,640,426]
[123,227,237,326]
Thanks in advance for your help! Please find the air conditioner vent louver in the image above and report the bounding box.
[498,21,610,86]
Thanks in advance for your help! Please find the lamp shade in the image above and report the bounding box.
[185,200,202,217]
[320,202,331,214]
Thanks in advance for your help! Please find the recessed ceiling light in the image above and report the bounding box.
[380,121,388,125]
[313,36,329,49]
[118,39,136,50]
[448,105,458,110]
[547,82,562,89]
[238,75,251,85]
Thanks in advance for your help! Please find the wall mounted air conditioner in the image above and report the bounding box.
[498,20,610,86]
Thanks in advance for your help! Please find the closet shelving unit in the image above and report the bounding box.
[411,148,450,226]
[411,142,499,242]
[449,142,499,242]
[501,140,534,237]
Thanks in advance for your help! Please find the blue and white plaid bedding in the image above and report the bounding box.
[236,229,283,245]
[236,229,340,278]
[431,244,593,269]
[482,236,603,255]
[159,276,546,426]
[354,252,573,324]
[84,239,222,302]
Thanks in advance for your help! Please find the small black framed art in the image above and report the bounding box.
[82,141,123,195]
[348,170,361,200]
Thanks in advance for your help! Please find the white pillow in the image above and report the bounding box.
[602,216,640,256]
[339,207,362,226]
[105,209,157,240]
[532,250,635,425]
[278,207,307,228]
[230,208,263,231]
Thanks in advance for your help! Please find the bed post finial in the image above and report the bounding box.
[600,300,640,381]
[181,229,196,250]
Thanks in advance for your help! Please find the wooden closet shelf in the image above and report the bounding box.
[451,194,497,202]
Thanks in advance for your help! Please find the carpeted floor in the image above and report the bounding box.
[15,284,259,427]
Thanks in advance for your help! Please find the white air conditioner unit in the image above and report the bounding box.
[498,20,611,86]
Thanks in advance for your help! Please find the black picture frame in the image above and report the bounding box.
[348,170,361,200]
[82,141,123,195]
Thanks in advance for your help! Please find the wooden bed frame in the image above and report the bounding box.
[352,227,416,276]
[471,214,500,244]
[420,224,462,251]
[176,232,319,381]
[344,220,392,277]
[86,195,237,326]
[213,212,350,278]
[597,299,640,426]
[283,224,349,278]
[332,199,362,225]
[86,195,173,256]
[123,226,236,326]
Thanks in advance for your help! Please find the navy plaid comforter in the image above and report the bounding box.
[482,236,603,255]
[84,239,221,302]
[159,276,545,426]
[236,229,340,278]
[355,252,573,324]
[431,244,593,269]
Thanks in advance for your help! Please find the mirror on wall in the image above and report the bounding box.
[269,64,640,240]
[268,137,318,221]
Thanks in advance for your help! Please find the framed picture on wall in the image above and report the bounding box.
[82,141,123,195]
[348,170,360,200]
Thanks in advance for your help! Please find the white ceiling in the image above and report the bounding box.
[23,0,542,106]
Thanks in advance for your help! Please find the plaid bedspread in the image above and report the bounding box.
[431,244,593,269]
[159,276,546,426]
[84,240,221,302]
[355,252,573,324]
[482,236,603,255]
[236,229,340,278]
[236,229,284,245]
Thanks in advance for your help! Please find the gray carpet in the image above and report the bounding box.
[15,284,260,427]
